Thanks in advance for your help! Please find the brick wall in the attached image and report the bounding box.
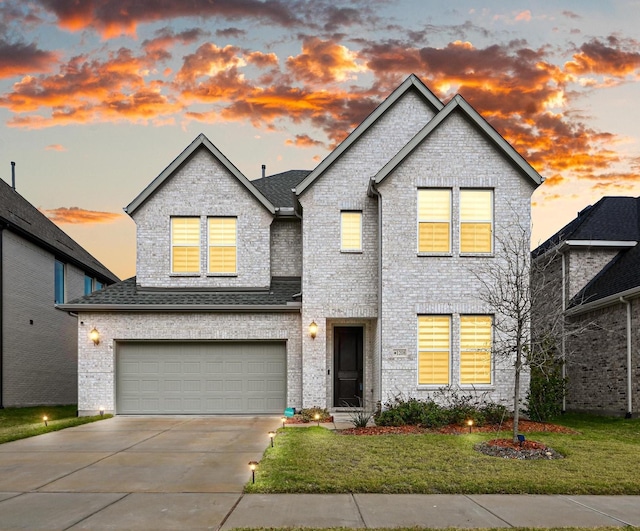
[271,219,302,277]
[76,311,302,415]
[134,147,273,289]
[2,230,83,406]
[567,248,620,301]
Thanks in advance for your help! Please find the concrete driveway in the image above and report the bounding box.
[0,415,280,530]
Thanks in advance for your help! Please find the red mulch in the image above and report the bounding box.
[285,416,334,424]
[338,419,578,436]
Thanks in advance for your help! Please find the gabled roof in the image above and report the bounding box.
[371,94,543,189]
[59,276,301,312]
[294,74,444,196]
[532,197,640,258]
[125,133,276,216]
[0,178,119,283]
[252,170,310,209]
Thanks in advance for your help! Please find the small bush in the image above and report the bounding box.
[300,406,331,423]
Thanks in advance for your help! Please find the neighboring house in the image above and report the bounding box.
[0,176,119,408]
[60,74,542,416]
[532,196,640,417]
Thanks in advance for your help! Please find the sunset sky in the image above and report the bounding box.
[1,0,639,280]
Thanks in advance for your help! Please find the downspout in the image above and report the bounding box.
[619,296,633,418]
[561,252,566,412]
[368,178,383,407]
[0,224,4,408]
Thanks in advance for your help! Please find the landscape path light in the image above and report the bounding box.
[314,413,320,426]
[281,416,286,429]
[43,415,48,427]
[268,431,275,447]
[467,419,473,433]
[248,461,259,484]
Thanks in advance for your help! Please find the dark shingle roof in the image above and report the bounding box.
[61,276,301,310]
[0,178,119,283]
[252,170,310,208]
[533,197,640,258]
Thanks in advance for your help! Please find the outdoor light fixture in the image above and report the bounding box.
[43,415,48,427]
[248,461,259,483]
[89,328,100,345]
[467,419,473,433]
[99,406,104,417]
[268,431,276,447]
[314,413,320,426]
[309,320,318,339]
[281,416,286,429]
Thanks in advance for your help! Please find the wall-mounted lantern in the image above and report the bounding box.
[89,328,100,345]
[309,321,318,339]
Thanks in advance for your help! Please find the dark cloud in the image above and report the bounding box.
[0,39,59,78]
[565,36,640,76]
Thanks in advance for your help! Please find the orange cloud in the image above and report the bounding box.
[286,37,366,83]
[285,134,326,148]
[515,10,532,22]
[0,39,60,78]
[565,36,640,76]
[45,144,66,151]
[42,207,122,224]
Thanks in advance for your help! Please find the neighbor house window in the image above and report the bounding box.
[460,190,493,253]
[84,275,93,296]
[171,217,200,273]
[208,217,237,274]
[418,315,450,385]
[95,280,104,291]
[54,260,65,304]
[341,211,362,252]
[460,315,492,385]
[418,189,451,253]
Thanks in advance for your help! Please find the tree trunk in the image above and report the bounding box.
[513,346,521,443]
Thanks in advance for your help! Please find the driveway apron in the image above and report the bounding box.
[0,416,280,530]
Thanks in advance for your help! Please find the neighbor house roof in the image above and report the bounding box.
[532,197,640,258]
[0,178,119,284]
[125,133,276,216]
[370,94,543,192]
[294,74,444,197]
[252,170,310,209]
[59,276,301,312]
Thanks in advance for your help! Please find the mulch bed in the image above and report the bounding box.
[285,416,334,424]
[475,438,564,459]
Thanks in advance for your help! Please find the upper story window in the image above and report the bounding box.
[460,189,493,254]
[460,315,492,385]
[84,275,93,296]
[418,189,451,253]
[54,260,65,304]
[341,211,362,252]
[417,315,450,385]
[171,217,200,273]
[208,217,237,274]
[95,280,104,291]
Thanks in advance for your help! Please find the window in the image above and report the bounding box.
[460,190,493,253]
[171,217,200,273]
[341,211,362,252]
[418,315,450,385]
[208,217,236,274]
[418,189,451,253]
[84,275,93,296]
[54,260,65,304]
[95,280,104,291]
[460,315,492,384]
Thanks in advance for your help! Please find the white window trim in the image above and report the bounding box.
[170,217,201,275]
[459,189,494,255]
[417,188,452,255]
[340,210,363,253]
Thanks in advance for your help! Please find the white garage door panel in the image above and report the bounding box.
[116,341,287,414]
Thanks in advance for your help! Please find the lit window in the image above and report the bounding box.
[208,217,236,274]
[418,189,451,253]
[171,218,200,273]
[84,275,93,296]
[460,190,493,253]
[418,315,450,385]
[460,315,492,384]
[54,260,65,304]
[341,211,362,251]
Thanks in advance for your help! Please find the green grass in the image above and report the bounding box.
[246,414,640,494]
[230,528,624,531]
[0,405,111,444]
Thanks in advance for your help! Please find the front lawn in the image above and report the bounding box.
[246,414,640,494]
[0,405,111,444]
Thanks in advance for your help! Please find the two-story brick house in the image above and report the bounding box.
[61,75,542,416]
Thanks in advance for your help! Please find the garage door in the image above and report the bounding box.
[116,341,286,414]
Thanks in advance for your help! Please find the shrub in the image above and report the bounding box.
[300,406,331,423]
[525,362,566,421]
[374,396,450,428]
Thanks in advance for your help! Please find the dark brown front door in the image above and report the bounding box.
[333,326,363,407]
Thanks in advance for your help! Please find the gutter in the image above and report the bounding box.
[368,177,383,406]
[566,285,640,316]
[57,302,302,313]
[620,296,633,418]
[561,252,566,412]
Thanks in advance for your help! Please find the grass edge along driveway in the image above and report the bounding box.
[245,414,640,495]
[0,405,111,444]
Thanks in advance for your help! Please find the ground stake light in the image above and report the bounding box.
[268,431,275,447]
[281,416,286,429]
[248,461,259,484]
[314,413,320,426]
[43,415,48,427]
[467,419,473,433]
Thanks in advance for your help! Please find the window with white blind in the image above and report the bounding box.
[418,189,451,253]
[418,315,450,385]
[341,211,362,252]
[460,315,492,385]
[171,217,200,273]
[460,189,493,253]
[208,217,237,274]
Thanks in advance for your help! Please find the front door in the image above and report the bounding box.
[333,326,363,407]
